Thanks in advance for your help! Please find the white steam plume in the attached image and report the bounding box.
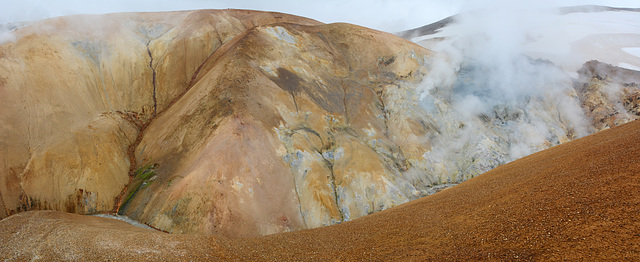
[414,1,602,182]
[0,31,15,45]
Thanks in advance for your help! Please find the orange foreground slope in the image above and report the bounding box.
[2,119,639,260]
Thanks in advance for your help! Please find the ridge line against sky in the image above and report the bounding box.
[1,0,640,32]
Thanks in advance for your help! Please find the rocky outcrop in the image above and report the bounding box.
[574,60,640,130]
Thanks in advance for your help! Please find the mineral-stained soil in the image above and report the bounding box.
[2,119,638,261]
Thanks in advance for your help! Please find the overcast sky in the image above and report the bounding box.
[1,0,639,32]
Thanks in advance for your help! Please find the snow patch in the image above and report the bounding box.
[92,214,157,231]
[619,62,640,71]
[264,26,297,45]
[260,65,278,76]
[622,47,640,59]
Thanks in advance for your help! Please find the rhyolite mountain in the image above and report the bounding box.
[0,8,638,238]
[2,105,639,261]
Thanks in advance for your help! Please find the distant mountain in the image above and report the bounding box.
[397,5,640,40]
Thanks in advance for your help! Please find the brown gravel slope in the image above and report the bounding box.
[1,120,639,261]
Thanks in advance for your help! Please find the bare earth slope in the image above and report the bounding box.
[2,119,638,261]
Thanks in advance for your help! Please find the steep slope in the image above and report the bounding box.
[2,119,638,260]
